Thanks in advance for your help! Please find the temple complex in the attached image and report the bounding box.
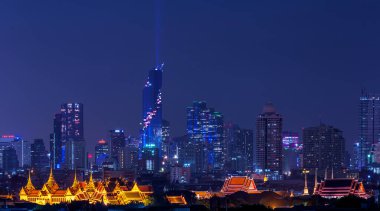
[19,168,153,205]
[313,178,370,199]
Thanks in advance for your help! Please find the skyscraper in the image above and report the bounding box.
[161,120,171,171]
[0,135,30,168]
[256,103,283,179]
[110,129,126,169]
[50,113,62,169]
[186,101,224,174]
[1,146,19,172]
[357,90,380,169]
[31,139,49,172]
[95,139,110,167]
[224,123,254,174]
[140,64,163,173]
[282,131,301,174]
[60,103,84,169]
[303,124,345,177]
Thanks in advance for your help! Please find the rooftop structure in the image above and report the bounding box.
[220,176,258,195]
[313,178,369,199]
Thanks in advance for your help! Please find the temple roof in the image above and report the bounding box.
[221,176,258,194]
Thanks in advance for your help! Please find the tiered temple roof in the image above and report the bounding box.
[19,168,153,205]
[313,178,370,199]
[220,176,258,195]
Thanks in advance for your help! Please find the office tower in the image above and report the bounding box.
[141,64,163,173]
[256,103,283,179]
[224,123,254,173]
[123,144,138,170]
[50,113,62,169]
[176,135,194,168]
[357,90,380,169]
[282,131,302,174]
[95,139,110,167]
[110,129,126,169]
[1,146,19,172]
[161,120,170,171]
[303,124,345,177]
[187,101,224,174]
[60,103,84,169]
[31,139,49,171]
[0,135,30,168]
[65,139,86,170]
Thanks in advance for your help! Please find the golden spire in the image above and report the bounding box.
[87,171,95,189]
[25,170,35,190]
[47,164,55,183]
[72,169,79,187]
[131,181,140,192]
[313,168,318,194]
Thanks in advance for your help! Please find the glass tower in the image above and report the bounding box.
[358,90,380,169]
[141,64,163,172]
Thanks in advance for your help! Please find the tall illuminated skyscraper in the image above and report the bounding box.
[140,64,163,172]
[357,90,380,169]
[50,113,62,169]
[186,101,224,174]
[256,103,283,179]
[60,103,84,169]
[110,129,126,169]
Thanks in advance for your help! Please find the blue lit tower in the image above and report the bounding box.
[186,101,224,174]
[141,64,163,172]
[357,90,380,169]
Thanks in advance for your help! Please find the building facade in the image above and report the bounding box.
[186,101,224,174]
[256,103,283,179]
[31,139,49,172]
[356,91,380,169]
[95,139,110,167]
[50,113,62,169]
[303,124,345,177]
[110,129,126,169]
[140,64,164,173]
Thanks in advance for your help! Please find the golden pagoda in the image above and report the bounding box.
[19,168,153,205]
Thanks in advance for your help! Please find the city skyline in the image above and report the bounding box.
[1,1,380,154]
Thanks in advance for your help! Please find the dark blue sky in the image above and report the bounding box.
[0,0,379,154]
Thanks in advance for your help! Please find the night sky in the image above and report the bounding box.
[0,0,379,154]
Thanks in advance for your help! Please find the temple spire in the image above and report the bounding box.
[72,169,79,187]
[47,164,55,183]
[313,168,318,193]
[324,167,328,180]
[331,167,334,179]
[302,169,310,196]
[26,170,35,190]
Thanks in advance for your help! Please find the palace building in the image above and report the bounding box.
[194,176,259,199]
[19,168,153,205]
[313,178,370,199]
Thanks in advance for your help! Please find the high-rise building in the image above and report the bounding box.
[95,139,110,167]
[140,64,163,173]
[1,146,19,172]
[224,123,254,174]
[50,113,62,169]
[31,139,49,172]
[0,135,30,168]
[60,103,84,169]
[357,90,380,169]
[65,139,86,170]
[282,132,302,174]
[256,103,283,179]
[186,101,224,174]
[110,129,126,169]
[161,120,171,171]
[303,124,345,177]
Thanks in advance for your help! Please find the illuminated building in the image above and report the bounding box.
[256,103,283,179]
[224,123,254,173]
[166,195,187,205]
[220,176,258,195]
[140,64,163,173]
[19,168,153,205]
[314,178,369,199]
[176,135,194,168]
[31,139,49,172]
[110,129,125,169]
[123,141,138,170]
[95,139,109,167]
[1,146,19,172]
[170,165,191,183]
[0,135,30,168]
[186,101,224,174]
[161,120,170,171]
[303,124,345,177]
[60,103,84,169]
[50,113,62,169]
[357,90,380,169]
[65,139,86,170]
[282,132,302,174]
